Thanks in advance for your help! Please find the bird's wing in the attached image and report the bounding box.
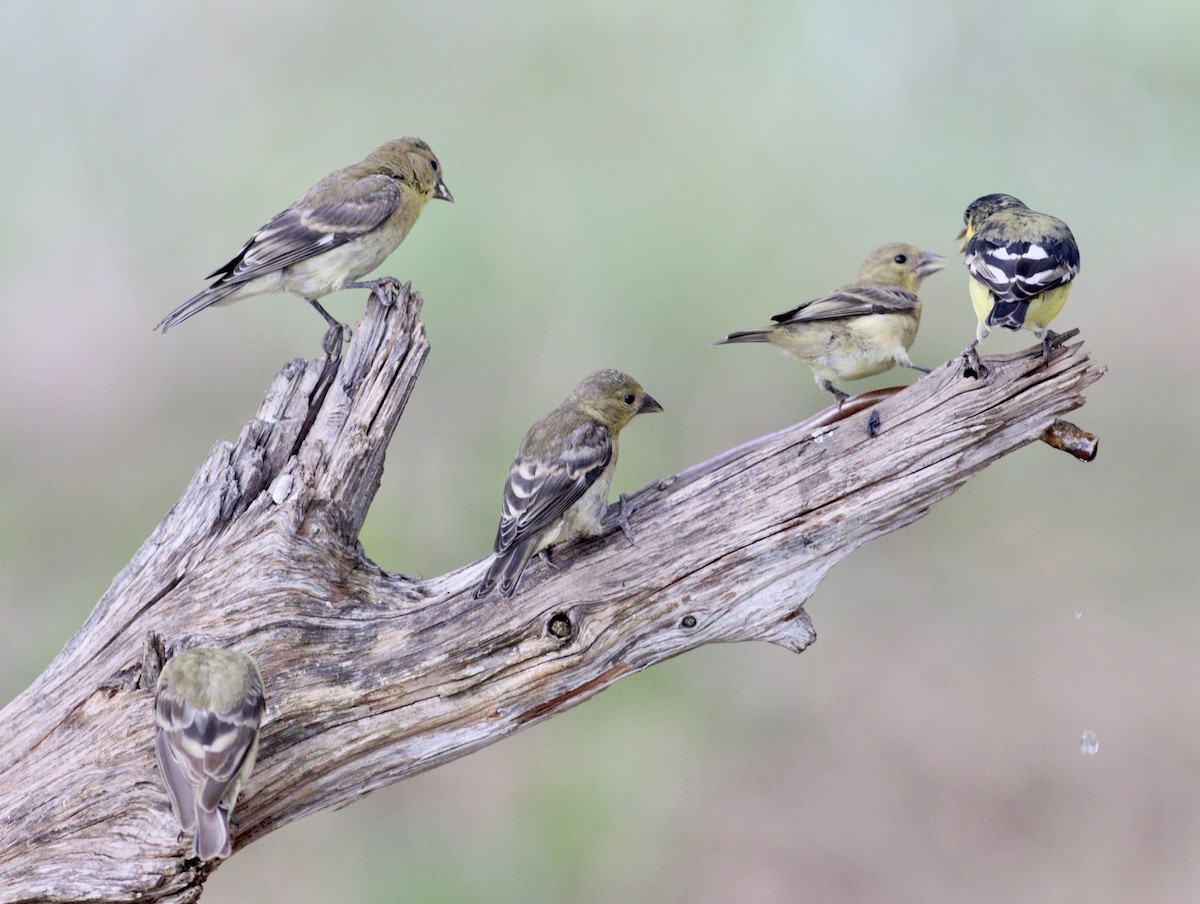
[770,284,919,324]
[965,229,1080,305]
[154,727,199,831]
[495,422,612,554]
[206,174,403,286]
[155,687,264,814]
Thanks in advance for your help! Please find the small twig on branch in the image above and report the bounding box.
[0,287,1103,903]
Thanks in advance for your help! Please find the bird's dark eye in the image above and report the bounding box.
[893,254,908,264]
[430,159,439,171]
[623,393,637,406]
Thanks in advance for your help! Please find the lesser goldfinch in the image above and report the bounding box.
[475,370,663,599]
[716,243,946,404]
[155,137,452,334]
[958,193,1079,358]
[154,647,266,861]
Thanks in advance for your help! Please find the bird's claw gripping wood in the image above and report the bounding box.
[307,297,350,341]
[817,379,850,408]
[615,493,636,545]
[347,276,407,308]
[961,341,989,380]
[1041,327,1078,360]
[321,323,347,360]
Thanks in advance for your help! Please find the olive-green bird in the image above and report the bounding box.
[475,370,663,599]
[155,137,452,334]
[958,193,1079,358]
[154,647,266,861]
[716,243,946,404]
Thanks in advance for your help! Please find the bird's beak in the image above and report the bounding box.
[435,179,454,203]
[915,251,947,279]
[638,394,664,414]
[956,225,969,253]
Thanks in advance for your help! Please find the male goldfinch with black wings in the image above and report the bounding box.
[475,370,663,599]
[959,193,1079,360]
[716,243,945,405]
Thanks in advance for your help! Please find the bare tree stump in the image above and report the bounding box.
[0,287,1104,903]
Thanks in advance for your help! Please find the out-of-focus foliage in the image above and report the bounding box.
[1,1,1196,901]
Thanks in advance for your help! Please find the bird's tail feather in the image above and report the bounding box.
[715,330,770,345]
[475,540,539,599]
[155,285,240,333]
[193,805,233,861]
[987,300,1030,332]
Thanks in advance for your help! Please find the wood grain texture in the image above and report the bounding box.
[0,287,1104,902]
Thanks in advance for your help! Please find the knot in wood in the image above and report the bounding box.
[547,612,574,639]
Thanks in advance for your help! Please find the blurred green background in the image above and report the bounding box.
[1,1,1197,901]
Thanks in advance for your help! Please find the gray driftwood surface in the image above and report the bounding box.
[0,287,1104,903]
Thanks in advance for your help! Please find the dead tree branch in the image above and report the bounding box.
[0,288,1104,902]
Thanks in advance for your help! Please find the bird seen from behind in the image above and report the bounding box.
[958,193,1079,366]
[154,647,266,862]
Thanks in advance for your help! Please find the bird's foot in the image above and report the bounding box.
[1041,328,1079,358]
[1040,330,1058,360]
[614,493,637,545]
[820,380,850,409]
[1036,327,1079,361]
[321,323,347,359]
[961,342,989,380]
[308,297,351,344]
[347,277,407,308]
[896,354,932,375]
[538,548,561,571]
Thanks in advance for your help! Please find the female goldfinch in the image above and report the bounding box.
[156,138,452,336]
[154,647,265,861]
[475,370,662,599]
[717,243,945,405]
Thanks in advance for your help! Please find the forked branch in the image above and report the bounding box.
[0,288,1104,902]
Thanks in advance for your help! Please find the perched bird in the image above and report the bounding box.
[958,193,1079,359]
[155,138,453,335]
[154,647,266,861]
[475,370,663,599]
[716,243,946,404]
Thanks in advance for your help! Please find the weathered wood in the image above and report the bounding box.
[0,286,1104,903]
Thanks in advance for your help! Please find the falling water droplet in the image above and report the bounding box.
[1079,731,1099,755]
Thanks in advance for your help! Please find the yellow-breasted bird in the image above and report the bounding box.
[475,370,663,599]
[155,138,452,336]
[958,193,1079,359]
[154,647,266,861]
[716,243,946,404]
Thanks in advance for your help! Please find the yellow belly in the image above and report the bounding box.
[772,313,917,382]
[1025,284,1072,331]
[969,278,993,327]
[536,459,616,553]
[969,279,1073,333]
